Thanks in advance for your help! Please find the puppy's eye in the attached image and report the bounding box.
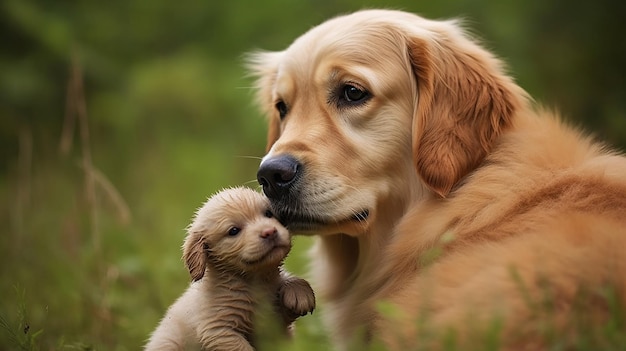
[264,210,274,218]
[275,100,288,120]
[342,84,369,103]
[227,227,241,236]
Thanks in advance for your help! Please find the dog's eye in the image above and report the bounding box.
[343,84,369,103]
[275,101,288,120]
[227,227,241,236]
[264,210,274,218]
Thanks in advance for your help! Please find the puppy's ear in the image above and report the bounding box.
[182,231,207,281]
[246,51,283,152]
[407,23,527,197]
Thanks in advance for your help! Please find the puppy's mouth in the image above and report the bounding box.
[243,244,291,266]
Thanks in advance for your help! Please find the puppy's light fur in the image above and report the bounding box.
[145,187,315,351]
[249,9,626,349]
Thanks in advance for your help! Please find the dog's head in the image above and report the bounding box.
[249,10,527,236]
[183,187,291,281]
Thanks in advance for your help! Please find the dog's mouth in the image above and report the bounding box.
[275,208,370,233]
[352,209,370,221]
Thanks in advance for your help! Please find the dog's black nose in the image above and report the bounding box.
[257,155,301,199]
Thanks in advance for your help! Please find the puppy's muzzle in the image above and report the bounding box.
[257,155,301,199]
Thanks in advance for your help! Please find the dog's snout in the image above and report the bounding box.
[260,227,277,239]
[257,155,301,199]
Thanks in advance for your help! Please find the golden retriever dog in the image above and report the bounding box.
[145,187,315,351]
[249,9,626,350]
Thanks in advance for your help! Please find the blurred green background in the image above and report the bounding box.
[1,0,625,350]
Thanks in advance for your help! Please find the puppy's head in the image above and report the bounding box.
[249,10,527,235]
[183,187,291,281]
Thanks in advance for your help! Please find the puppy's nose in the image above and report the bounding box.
[260,227,277,239]
[257,155,301,199]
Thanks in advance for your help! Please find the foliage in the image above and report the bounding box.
[1,0,625,350]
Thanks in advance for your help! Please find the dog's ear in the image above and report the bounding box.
[407,23,527,197]
[246,51,283,152]
[182,231,208,281]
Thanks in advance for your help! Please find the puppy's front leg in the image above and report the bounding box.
[197,298,255,351]
[277,269,316,325]
[198,327,254,351]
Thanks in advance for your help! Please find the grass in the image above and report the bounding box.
[0,287,44,350]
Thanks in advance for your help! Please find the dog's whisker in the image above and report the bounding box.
[242,179,261,187]
[234,155,264,161]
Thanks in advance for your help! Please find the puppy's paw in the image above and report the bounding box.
[279,277,316,317]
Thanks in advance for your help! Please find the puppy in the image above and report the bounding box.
[145,187,315,351]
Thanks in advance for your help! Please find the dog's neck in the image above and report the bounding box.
[313,172,426,301]
[314,215,403,302]
[311,178,426,348]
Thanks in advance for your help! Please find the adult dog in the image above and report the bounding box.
[250,9,626,349]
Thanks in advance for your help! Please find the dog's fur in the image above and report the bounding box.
[145,187,315,351]
[249,9,626,349]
